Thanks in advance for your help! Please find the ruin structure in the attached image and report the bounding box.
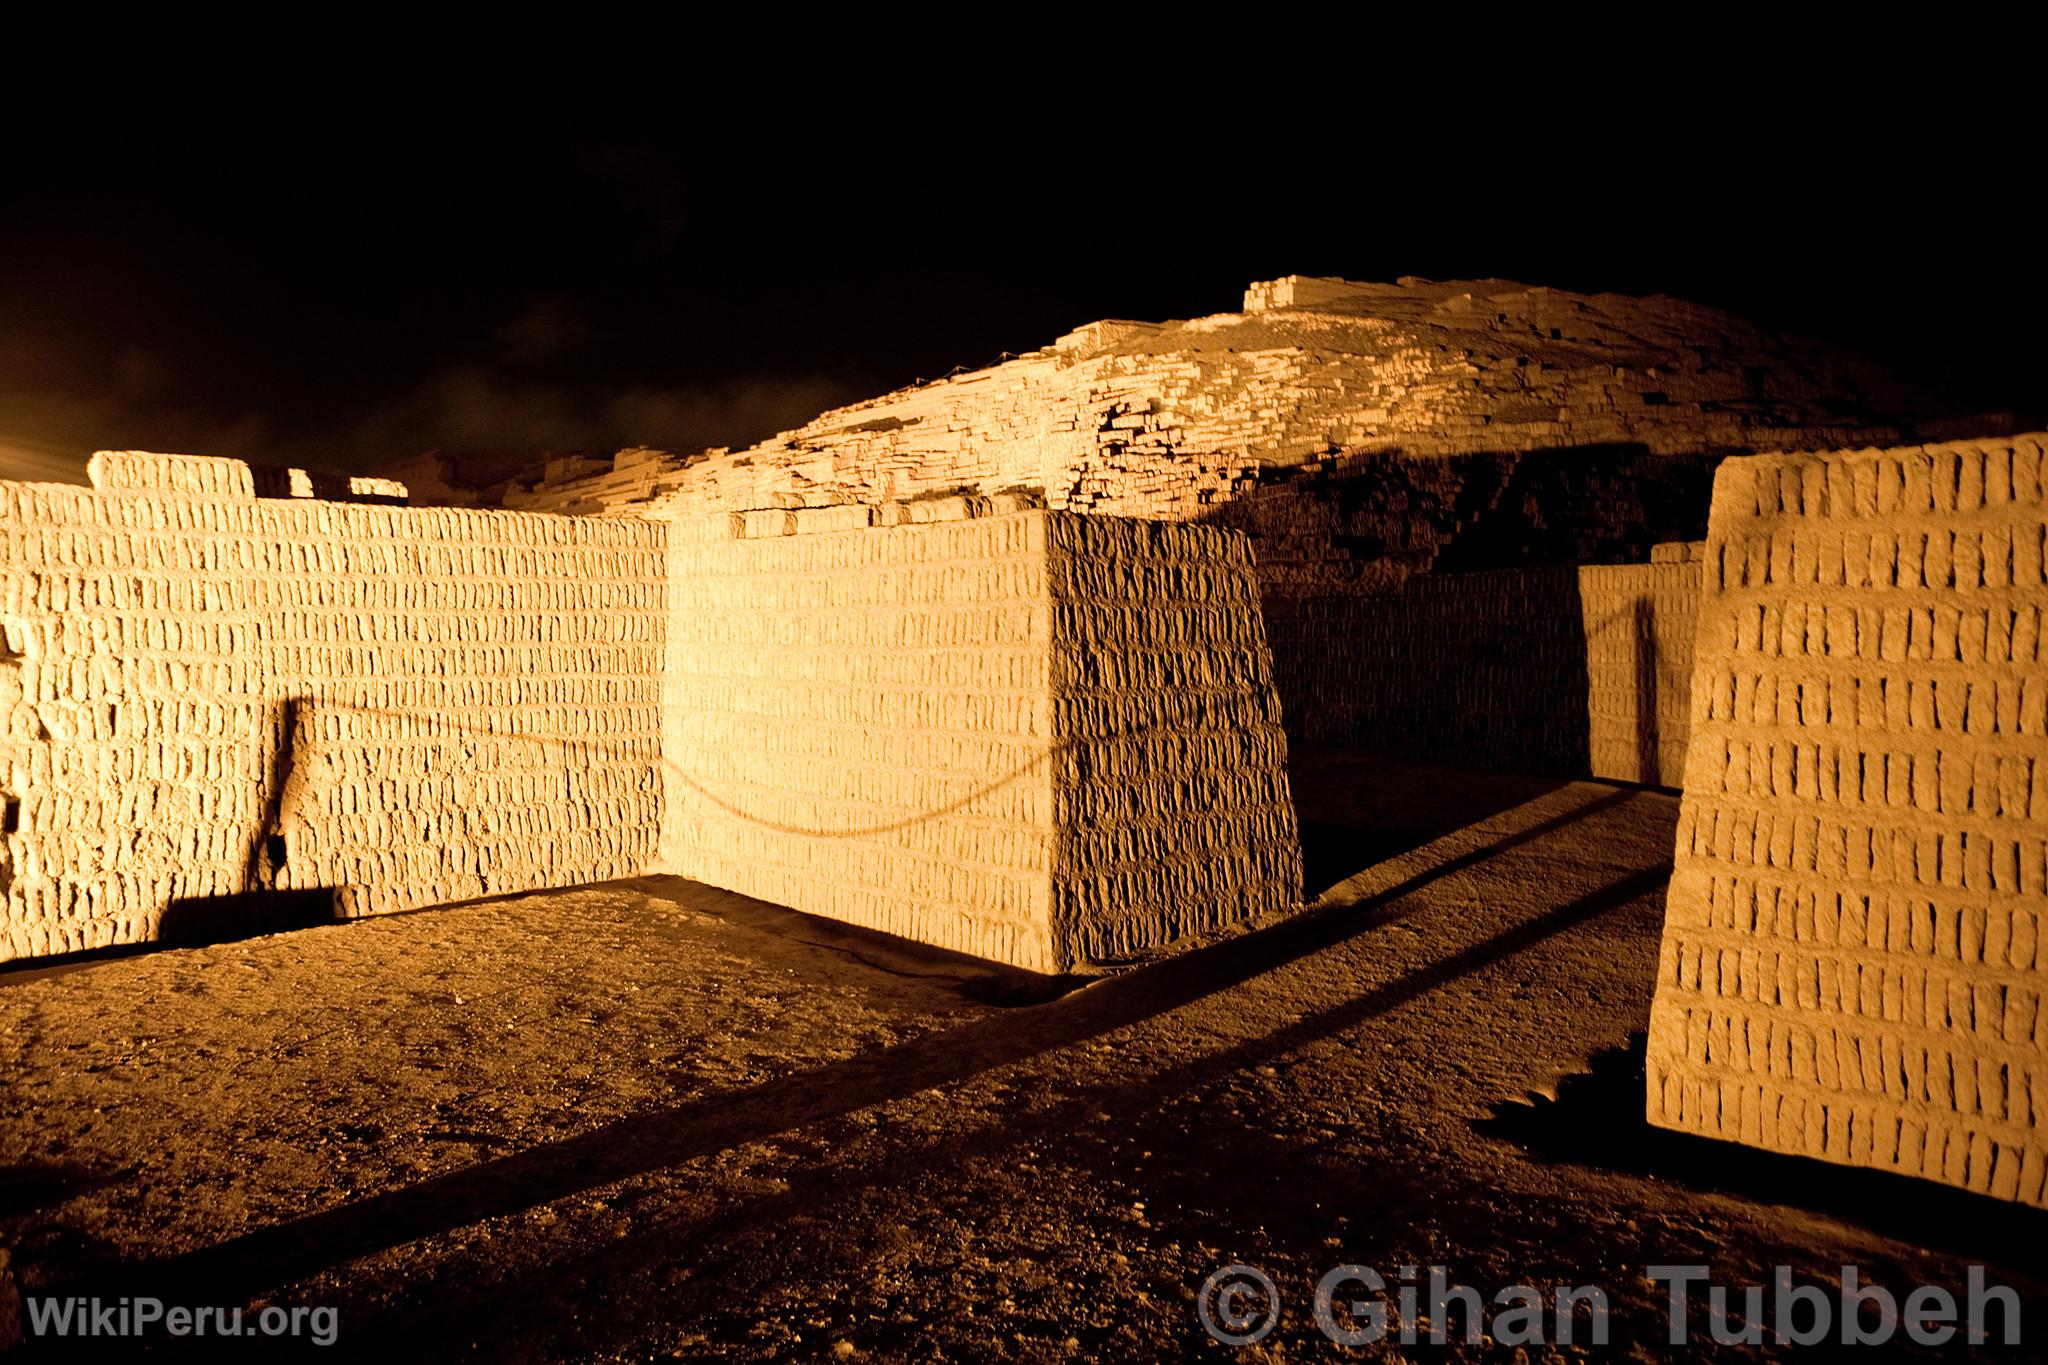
[0,454,1296,970]
[1646,435,2048,1206]
[0,453,666,959]
[662,501,1300,973]
[1277,549,1703,786]
[408,277,1944,785]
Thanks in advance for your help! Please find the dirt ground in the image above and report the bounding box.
[2,745,2042,1360]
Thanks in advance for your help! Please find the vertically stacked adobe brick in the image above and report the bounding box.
[659,507,1301,973]
[0,453,666,960]
[1646,437,2048,1204]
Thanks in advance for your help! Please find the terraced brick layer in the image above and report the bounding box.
[1646,436,2048,1204]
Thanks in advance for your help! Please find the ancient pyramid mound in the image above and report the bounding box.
[486,275,1929,573]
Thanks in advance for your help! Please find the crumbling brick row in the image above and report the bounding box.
[1645,436,2048,1204]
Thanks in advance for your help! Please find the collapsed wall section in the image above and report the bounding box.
[0,453,666,960]
[659,507,1301,973]
[1645,437,2048,1204]
[1046,516,1301,960]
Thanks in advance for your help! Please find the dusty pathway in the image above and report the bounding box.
[2,748,2040,1359]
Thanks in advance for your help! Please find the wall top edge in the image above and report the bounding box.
[87,450,258,500]
[5,456,666,546]
[1728,432,2048,466]
[698,492,1050,542]
[693,498,1264,553]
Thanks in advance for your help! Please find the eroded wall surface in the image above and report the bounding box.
[660,505,1300,973]
[1646,437,2048,1203]
[580,277,1920,529]
[0,453,666,960]
[1046,516,1301,962]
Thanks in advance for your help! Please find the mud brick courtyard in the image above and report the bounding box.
[3,121,2044,1361]
[7,750,2040,1359]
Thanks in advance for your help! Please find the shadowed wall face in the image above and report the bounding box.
[659,507,1301,974]
[0,453,666,960]
[1046,515,1301,962]
[1646,437,2048,1204]
[1266,559,1701,786]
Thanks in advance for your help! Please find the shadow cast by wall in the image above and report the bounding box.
[1268,567,1597,777]
[156,694,344,947]
[629,873,1090,1008]
[1478,1032,2047,1265]
[43,787,1659,1316]
[1197,443,1716,780]
[1632,595,1660,785]
[1285,745,1571,901]
[156,889,345,947]
[0,1162,127,1221]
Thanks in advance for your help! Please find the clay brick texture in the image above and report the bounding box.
[456,276,1931,783]
[660,508,1301,974]
[1267,560,1701,786]
[1645,437,2048,1204]
[0,453,667,961]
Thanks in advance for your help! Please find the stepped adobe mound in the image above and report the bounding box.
[486,275,1928,579]
[425,276,1950,782]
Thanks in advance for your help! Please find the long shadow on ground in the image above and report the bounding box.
[1480,1034,2047,1266]
[49,786,1654,1320]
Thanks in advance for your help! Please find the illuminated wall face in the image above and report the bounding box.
[0,452,667,960]
[0,457,1299,972]
[1646,438,2048,1204]
[660,506,1303,974]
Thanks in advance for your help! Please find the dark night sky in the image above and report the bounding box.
[3,116,2041,483]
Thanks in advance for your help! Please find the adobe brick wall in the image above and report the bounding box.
[0,453,666,960]
[1580,560,1702,786]
[659,508,1061,970]
[659,505,1301,973]
[1645,436,2048,1204]
[600,277,1916,531]
[1266,557,1701,786]
[1046,515,1301,963]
